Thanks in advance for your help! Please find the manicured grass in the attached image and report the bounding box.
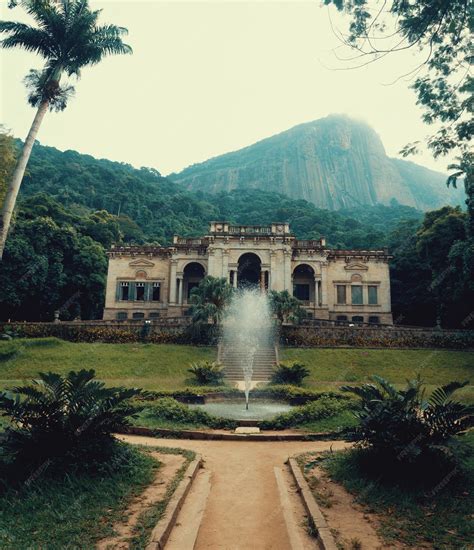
[282,347,474,402]
[306,432,474,549]
[0,338,215,390]
[1,339,472,402]
[0,444,158,550]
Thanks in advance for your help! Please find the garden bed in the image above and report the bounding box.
[297,432,474,549]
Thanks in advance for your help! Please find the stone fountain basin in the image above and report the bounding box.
[188,399,292,421]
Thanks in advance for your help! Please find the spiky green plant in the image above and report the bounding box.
[188,361,224,385]
[272,361,310,386]
[341,375,473,463]
[0,369,142,469]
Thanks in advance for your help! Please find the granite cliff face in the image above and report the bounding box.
[171,115,462,210]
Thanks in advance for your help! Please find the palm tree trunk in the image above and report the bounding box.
[0,99,49,260]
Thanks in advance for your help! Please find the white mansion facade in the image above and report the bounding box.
[103,222,393,324]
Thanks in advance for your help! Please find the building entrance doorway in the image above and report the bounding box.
[237,253,261,288]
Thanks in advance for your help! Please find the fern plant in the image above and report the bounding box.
[341,375,473,463]
[271,361,310,386]
[0,369,142,470]
[188,361,224,385]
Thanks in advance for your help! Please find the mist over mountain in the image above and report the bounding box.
[171,115,463,211]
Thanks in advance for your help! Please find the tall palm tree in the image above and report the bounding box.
[0,0,132,259]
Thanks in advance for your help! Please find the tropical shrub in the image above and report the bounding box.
[341,376,474,465]
[260,397,347,430]
[272,361,310,386]
[0,369,142,471]
[141,398,236,429]
[188,361,225,385]
[189,276,233,325]
[269,290,306,324]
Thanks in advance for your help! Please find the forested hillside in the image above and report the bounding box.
[0,140,471,328]
[19,141,421,248]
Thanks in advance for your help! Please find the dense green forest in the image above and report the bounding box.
[0,141,472,328]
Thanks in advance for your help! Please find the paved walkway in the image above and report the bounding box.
[120,435,349,549]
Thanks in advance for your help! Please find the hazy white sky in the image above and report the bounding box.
[1,0,452,175]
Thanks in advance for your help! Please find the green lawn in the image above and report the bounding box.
[0,444,156,550]
[1,339,473,402]
[281,347,474,403]
[0,338,215,391]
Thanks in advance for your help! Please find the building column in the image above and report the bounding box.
[222,250,229,280]
[178,277,183,305]
[314,279,319,307]
[283,249,292,292]
[233,269,238,288]
[260,270,265,292]
[169,260,177,304]
[269,251,276,290]
[320,264,328,306]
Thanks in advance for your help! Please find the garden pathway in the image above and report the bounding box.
[120,435,349,549]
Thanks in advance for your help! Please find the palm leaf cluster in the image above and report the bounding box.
[341,375,473,463]
[268,290,306,325]
[0,0,131,109]
[0,369,142,469]
[188,361,224,385]
[189,276,233,325]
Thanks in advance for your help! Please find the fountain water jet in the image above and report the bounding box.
[222,288,273,409]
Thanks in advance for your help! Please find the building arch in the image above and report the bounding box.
[183,262,206,303]
[292,263,316,303]
[237,252,261,288]
[181,259,207,273]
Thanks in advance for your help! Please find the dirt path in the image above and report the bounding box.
[120,435,349,549]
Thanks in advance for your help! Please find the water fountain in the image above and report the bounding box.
[221,287,274,410]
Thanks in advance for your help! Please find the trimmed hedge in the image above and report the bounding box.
[139,398,237,429]
[0,322,219,345]
[2,322,473,349]
[138,385,351,405]
[260,397,351,430]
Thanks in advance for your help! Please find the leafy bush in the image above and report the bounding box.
[188,361,224,385]
[272,361,310,386]
[142,398,236,429]
[341,375,474,466]
[260,397,348,430]
[0,369,142,472]
[0,342,19,362]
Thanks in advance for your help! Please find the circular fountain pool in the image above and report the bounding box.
[189,399,291,420]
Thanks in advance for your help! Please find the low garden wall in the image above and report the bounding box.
[1,321,473,349]
[281,326,474,350]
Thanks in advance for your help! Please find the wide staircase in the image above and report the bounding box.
[218,342,278,382]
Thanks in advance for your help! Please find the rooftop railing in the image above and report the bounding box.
[228,225,273,235]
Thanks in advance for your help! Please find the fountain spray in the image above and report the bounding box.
[222,288,273,410]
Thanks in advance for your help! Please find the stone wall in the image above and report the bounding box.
[2,321,473,349]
